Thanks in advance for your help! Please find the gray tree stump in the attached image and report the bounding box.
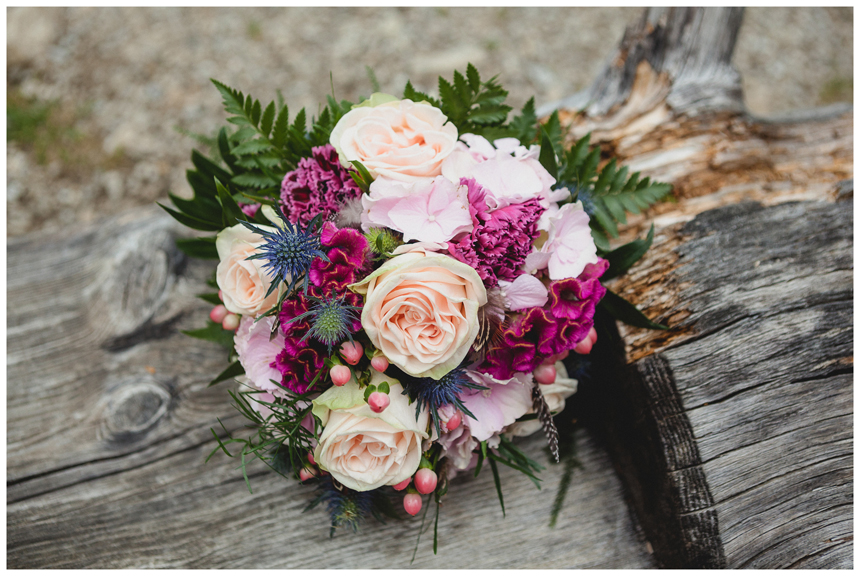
[544,7,853,568]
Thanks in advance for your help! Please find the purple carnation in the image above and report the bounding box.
[447,178,543,287]
[280,144,362,227]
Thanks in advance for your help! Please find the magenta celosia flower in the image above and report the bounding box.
[274,340,327,394]
[280,144,363,227]
[482,258,609,380]
[549,258,608,321]
[482,307,559,379]
[446,178,543,287]
[276,294,328,394]
[309,221,370,294]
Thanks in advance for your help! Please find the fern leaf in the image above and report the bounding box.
[260,101,275,137]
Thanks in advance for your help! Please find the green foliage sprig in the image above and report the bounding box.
[207,380,321,491]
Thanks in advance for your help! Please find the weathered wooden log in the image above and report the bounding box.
[6,209,655,568]
[543,7,853,569]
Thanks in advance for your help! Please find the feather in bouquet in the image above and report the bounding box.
[162,64,670,546]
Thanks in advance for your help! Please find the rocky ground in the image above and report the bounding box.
[6,7,853,237]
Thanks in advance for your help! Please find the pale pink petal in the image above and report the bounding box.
[523,251,552,274]
[499,274,549,311]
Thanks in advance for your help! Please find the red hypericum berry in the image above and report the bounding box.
[330,365,351,386]
[534,363,557,384]
[414,468,438,495]
[299,466,317,482]
[392,478,411,491]
[403,493,422,516]
[588,326,598,345]
[222,313,240,331]
[446,412,462,432]
[546,350,570,364]
[574,337,593,355]
[368,391,390,413]
[210,304,228,324]
[370,355,390,372]
[218,290,224,302]
[339,341,363,366]
[307,451,316,466]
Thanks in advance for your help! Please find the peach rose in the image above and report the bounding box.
[312,370,429,491]
[329,95,458,182]
[350,249,487,379]
[215,223,280,316]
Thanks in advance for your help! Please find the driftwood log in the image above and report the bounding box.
[542,7,853,569]
[7,7,853,569]
[6,210,654,568]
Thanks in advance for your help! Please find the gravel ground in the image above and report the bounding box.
[6,7,853,237]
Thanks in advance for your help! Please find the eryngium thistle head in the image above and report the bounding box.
[242,205,329,296]
[313,477,375,537]
[393,365,487,436]
[285,294,361,352]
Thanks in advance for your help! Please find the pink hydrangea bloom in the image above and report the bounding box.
[280,144,363,227]
[498,274,549,311]
[441,134,568,215]
[436,419,478,471]
[234,315,286,395]
[446,178,542,287]
[361,175,473,243]
[539,202,600,280]
[459,371,533,441]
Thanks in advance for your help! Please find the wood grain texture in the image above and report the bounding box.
[6,208,655,568]
[542,7,854,568]
[584,198,853,568]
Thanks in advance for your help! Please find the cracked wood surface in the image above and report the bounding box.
[6,209,654,568]
[547,7,853,569]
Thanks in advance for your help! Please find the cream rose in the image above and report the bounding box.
[329,95,458,182]
[312,370,429,491]
[350,249,487,379]
[215,223,280,316]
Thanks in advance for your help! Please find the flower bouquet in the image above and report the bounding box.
[161,64,670,547]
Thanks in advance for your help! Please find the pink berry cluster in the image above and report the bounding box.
[393,467,439,516]
[209,291,240,331]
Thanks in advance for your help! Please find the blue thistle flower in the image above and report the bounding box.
[393,365,488,437]
[241,205,330,297]
[312,476,375,537]
[285,294,361,352]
